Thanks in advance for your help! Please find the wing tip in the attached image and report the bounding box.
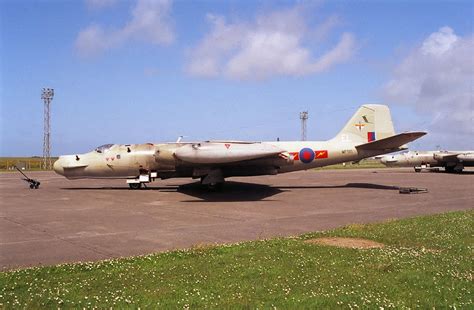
[407,131,427,136]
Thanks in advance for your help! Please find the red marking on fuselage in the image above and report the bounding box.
[315,150,328,159]
[225,144,231,149]
[303,151,312,160]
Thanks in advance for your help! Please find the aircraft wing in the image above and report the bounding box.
[434,152,474,163]
[174,142,284,164]
[356,132,426,151]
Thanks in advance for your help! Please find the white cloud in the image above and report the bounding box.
[421,26,458,56]
[383,27,473,140]
[187,7,356,80]
[76,0,174,57]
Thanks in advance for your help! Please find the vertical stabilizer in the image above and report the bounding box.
[333,104,395,144]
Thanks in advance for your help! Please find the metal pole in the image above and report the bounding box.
[300,111,308,141]
[42,88,54,169]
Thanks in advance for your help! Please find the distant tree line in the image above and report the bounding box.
[0,157,58,171]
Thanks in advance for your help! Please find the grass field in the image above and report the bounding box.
[0,157,58,171]
[1,210,472,308]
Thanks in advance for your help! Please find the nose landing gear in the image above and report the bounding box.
[127,171,158,189]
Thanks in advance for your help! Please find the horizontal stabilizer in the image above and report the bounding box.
[356,132,426,151]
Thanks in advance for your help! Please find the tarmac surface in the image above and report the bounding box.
[1,168,473,270]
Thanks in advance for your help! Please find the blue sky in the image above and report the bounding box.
[1,0,473,156]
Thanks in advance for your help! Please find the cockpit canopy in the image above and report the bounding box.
[95,144,115,153]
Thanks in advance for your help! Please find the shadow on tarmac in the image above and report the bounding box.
[278,183,401,190]
[62,181,284,202]
[176,181,284,202]
[61,181,406,202]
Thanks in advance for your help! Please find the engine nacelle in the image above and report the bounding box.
[174,142,283,164]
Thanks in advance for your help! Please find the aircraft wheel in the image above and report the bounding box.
[29,184,35,189]
[414,167,421,172]
[129,183,142,190]
[445,166,455,173]
[205,182,224,191]
[454,167,464,173]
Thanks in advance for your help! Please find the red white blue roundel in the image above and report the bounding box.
[299,148,315,163]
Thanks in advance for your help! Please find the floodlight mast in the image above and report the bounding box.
[42,88,54,170]
[300,111,308,141]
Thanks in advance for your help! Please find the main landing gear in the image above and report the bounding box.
[445,165,464,173]
[202,181,224,191]
[128,182,142,190]
[199,169,225,191]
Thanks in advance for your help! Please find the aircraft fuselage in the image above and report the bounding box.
[53,140,381,180]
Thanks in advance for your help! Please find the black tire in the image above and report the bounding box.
[29,184,35,189]
[129,183,142,190]
[445,166,455,173]
[206,182,224,191]
[414,167,421,172]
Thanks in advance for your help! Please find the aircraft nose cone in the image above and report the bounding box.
[53,158,64,175]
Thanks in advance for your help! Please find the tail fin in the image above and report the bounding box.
[333,104,396,144]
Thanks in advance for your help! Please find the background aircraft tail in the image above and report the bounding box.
[333,104,396,144]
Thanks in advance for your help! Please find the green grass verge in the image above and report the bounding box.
[1,211,472,308]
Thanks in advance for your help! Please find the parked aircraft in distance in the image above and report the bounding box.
[54,104,426,189]
[380,150,474,173]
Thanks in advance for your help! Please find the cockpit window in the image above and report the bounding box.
[95,144,115,153]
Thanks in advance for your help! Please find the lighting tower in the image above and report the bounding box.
[300,111,308,141]
[42,88,54,170]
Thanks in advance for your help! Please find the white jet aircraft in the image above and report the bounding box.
[54,104,426,189]
[380,150,474,173]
